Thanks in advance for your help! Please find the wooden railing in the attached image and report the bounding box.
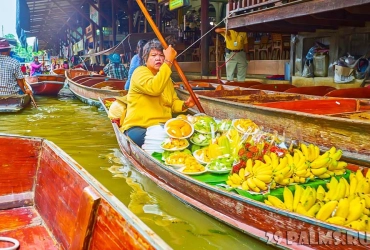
[228,0,307,13]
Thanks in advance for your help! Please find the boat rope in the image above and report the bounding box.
[0,237,20,250]
[176,13,232,59]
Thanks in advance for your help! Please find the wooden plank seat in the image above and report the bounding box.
[73,76,105,83]
[91,81,126,90]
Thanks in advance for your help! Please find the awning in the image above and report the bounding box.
[80,33,169,58]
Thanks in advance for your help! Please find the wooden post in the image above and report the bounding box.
[128,0,133,34]
[201,0,210,76]
[112,0,116,46]
[98,0,104,65]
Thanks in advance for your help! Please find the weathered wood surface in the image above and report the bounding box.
[0,134,171,250]
[325,87,370,99]
[176,89,370,166]
[0,207,59,249]
[0,136,41,195]
[51,68,66,75]
[102,102,370,249]
[249,83,297,92]
[0,94,31,112]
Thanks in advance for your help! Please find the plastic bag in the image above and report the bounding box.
[302,61,313,78]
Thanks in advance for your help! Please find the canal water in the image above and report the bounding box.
[0,93,275,250]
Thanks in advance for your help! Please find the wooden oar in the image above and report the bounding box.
[135,0,205,113]
[30,94,38,108]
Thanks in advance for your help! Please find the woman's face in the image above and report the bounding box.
[34,57,39,62]
[146,49,164,73]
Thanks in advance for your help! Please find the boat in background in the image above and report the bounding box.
[25,75,66,96]
[65,69,127,107]
[0,133,171,250]
[99,97,370,250]
[176,87,370,167]
[0,94,31,112]
[50,68,66,76]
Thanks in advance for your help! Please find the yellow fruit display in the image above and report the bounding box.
[182,157,205,173]
[166,119,193,138]
[161,138,189,150]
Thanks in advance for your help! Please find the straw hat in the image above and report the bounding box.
[0,39,13,50]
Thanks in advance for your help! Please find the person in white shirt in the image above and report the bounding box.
[87,44,97,66]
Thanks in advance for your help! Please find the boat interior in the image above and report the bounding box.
[25,75,66,84]
[67,70,126,90]
[52,68,66,75]
[0,135,159,249]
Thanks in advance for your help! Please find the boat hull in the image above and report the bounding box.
[0,134,170,250]
[0,94,31,112]
[29,82,65,95]
[100,98,370,250]
[176,89,370,167]
[66,69,127,107]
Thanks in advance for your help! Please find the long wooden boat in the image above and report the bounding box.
[65,69,127,107]
[25,75,66,95]
[0,133,170,250]
[99,97,370,250]
[0,94,31,112]
[175,87,370,167]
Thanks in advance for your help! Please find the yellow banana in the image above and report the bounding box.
[345,220,366,231]
[255,174,272,184]
[310,157,330,169]
[293,185,304,212]
[349,177,358,196]
[332,178,347,201]
[328,159,338,171]
[335,198,350,218]
[267,195,287,210]
[318,173,331,179]
[277,178,292,186]
[239,168,245,180]
[363,180,370,194]
[252,177,268,191]
[343,178,350,198]
[311,167,328,176]
[331,150,342,161]
[316,185,326,201]
[241,180,249,190]
[316,200,338,221]
[328,146,336,155]
[283,187,294,211]
[355,179,366,195]
[366,169,370,179]
[313,145,320,160]
[263,154,272,165]
[286,154,294,166]
[355,170,365,183]
[308,144,316,162]
[333,169,346,176]
[306,202,322,218]
[275,156,288,171]
[231,173,243,185]
[293,151,300,166]
[326,216,346,226]
[300,143,309,159]
[295,203,307,215]
[300,187,311,207]
[336,161,347,170]
[346,198,364,223]
[264,199,273,206]
[246,158,253,174]
[362,194,370,208]
[247,178,260,192]
[303,188,317,211]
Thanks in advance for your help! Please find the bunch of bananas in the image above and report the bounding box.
[271,154,293,187]
[264,170,370,232]
[301,144,347,179]
[226,157,273,192]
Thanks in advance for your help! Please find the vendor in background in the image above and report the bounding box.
[125,39,147,90]
[87,44,97,66]
[30,56,43,76]
[62,61,69,69]
[0,38,32,96]
[20,63,27,75]
[215,28,248,82]
[121,39,196,147]
[103,53,126,80]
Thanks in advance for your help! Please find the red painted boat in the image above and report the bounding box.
[99,97,370,250]
[50,68,66,76]
[66,69,127,107]
[0,133,170,250]
[0,94,31,112]
[285,86,336,96]
[25,75,66,95]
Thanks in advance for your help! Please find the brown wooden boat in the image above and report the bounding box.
[0,94,31,112]
[0,133,170,250]
[175,88,370,167]
[99,97,370,250]
[65,69,127,107]
[25,75,66,95]
[50,68,66,75]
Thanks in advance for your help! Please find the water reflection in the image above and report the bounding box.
[0,94,275,250]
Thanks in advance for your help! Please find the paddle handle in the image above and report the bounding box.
[30,94,38,108]
[135,0,205,113]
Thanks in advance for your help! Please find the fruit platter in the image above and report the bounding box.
[193,116,218,134]
[189,132,212,146]
[232,119,259,134]
[161,138,189,151]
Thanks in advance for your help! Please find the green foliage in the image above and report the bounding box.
[4,33,45,62]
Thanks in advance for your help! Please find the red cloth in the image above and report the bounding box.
[20,65,26,73]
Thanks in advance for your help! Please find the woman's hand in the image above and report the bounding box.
[163,45,177,64]
[25,89,33,95]
[184,95,199,108]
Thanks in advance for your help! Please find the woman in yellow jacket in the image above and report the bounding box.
[122,39,196,147]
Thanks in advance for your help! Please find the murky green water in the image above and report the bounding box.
[0,93,275,250]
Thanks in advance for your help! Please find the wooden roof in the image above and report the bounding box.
[227,0,370,34]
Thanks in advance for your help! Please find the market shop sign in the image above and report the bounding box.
[169,0,190,11]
